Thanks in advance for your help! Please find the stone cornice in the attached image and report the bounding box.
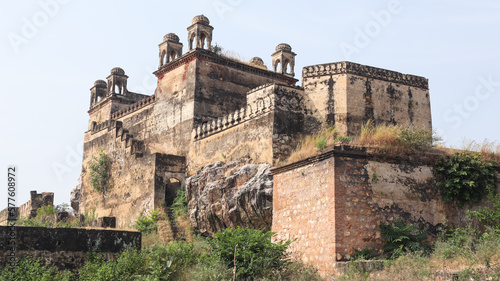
[302,61,428,89]
[153,48,298,85]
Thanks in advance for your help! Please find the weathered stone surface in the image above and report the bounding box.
[186,157,273,235]
[70,173,82,215]
[0,226,141,271]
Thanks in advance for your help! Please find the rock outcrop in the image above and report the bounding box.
[186,157,273,236]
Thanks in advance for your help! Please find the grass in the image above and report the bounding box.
[460,139,500,164]
[281,122,500,166]
[213,45,269,70]
[339,226,500,280]
[282,126,337,165]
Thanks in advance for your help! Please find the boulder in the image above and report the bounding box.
[186,157,273,236]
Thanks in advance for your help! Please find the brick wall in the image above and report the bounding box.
[272,146,500,277]
[272,156,336,274]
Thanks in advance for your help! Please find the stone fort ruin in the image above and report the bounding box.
[73,14,466,276]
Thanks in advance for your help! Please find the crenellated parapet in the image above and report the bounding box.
[302,61,428,89]
[91,119,122,135]
[110,95,156,119]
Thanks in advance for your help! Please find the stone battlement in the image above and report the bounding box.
[110,95,156,119]
[302,61,428,89]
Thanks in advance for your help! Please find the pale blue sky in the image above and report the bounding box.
[1,0,499,207]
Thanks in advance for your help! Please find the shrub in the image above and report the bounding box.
[88,150,112,193]
[133,209,160,234]
[315,137,327,152]
[208,227,292,280]
[79,250,148,281]
[432,227,478,260]
[468,194,500,229]
[20,205,57,227]
[398,127,434,150]
[351,248,376,260]
[0,256,73,281]
[171,186,188,217]
[434,152,497,205]
[380,220,427,258]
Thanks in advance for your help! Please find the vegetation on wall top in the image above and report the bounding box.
[433,152,497,205]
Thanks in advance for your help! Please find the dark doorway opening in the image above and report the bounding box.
[165,178,181,206]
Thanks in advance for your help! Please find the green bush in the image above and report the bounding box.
[208,227,292,280]
[171,186,188,217]
[380,220,427,258]
[20,205,57,227]
[79,250,148,281]
[335,136,351,144]
[468,194,500,229]
[434,152,497,205]
[315,137,327,152]
[89,151,112,193]
[398,127,435,151]
[433,227,478,260]
[351,248,376,260]
[133,209,160,234]
[0,256,73,281]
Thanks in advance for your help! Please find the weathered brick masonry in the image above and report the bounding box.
[272,146,500,277]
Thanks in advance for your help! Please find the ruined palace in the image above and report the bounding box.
[74,14,449,275]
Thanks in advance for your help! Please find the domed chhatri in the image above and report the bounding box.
[192,14,210,25]
[110,67,125,75]
[275,43,292,52]
[249,57,264,66]
[94,80,107,87]
[163,33,180,43]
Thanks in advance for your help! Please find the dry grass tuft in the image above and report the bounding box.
[282,126,338,165]
[356,121,400,149]
[459,139,500,163]
[220,50,268,70]
[281,122,439,166]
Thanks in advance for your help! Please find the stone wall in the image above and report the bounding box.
[0,191,53,225]
[190,84,306,167]
[0,226,140,271]
[272,155,337,273]
[302,61,431,135]
[80,116,185,227]
[271,146,500,277]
